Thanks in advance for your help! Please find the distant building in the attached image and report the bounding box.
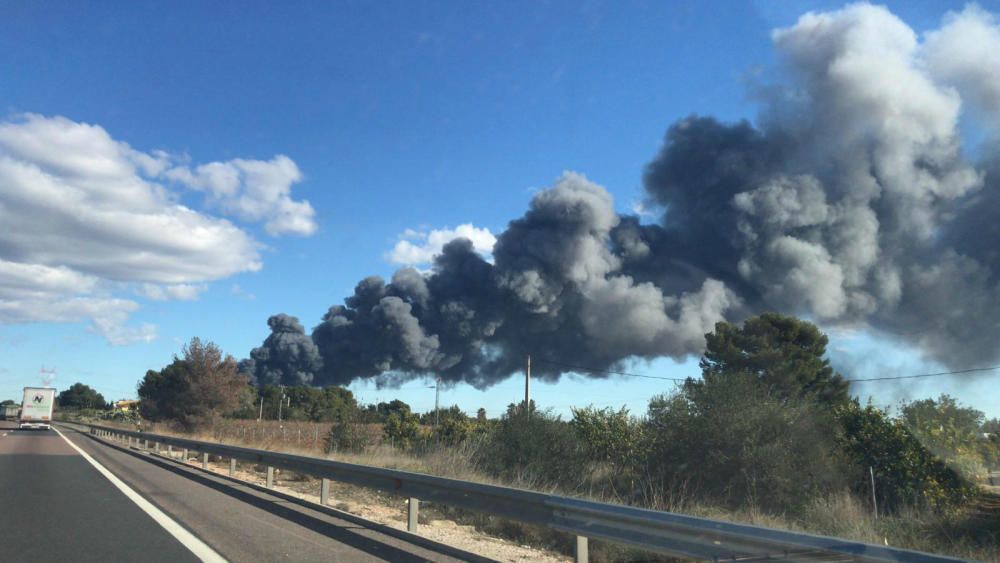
[113,399,139,412]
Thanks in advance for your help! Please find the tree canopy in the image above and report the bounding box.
[254,384,357,422]
[138,337,251,429]
[57,383,107,410]
[694,312,849,405]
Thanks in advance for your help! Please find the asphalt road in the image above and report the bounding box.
[0,421,482,562]
[0,421,197,562]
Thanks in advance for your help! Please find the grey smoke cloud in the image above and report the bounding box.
[242,3,1000,388]
[245,173,737,388]
[242,314,321,386]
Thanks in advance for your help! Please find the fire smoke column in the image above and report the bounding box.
[242,314,322,386]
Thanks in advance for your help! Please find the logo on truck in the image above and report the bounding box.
[33,393,45,404]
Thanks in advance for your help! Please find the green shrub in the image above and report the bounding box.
[570,406,647,490]
[324,410,369,453]
[383,408,421,449]
[475,407,584,488]
[434,414,476,446]
[644,374,848,512]
[835,401,975,513]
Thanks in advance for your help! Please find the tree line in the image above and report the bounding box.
[65,312,999,520]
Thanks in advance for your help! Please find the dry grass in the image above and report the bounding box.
[92,418,999,562]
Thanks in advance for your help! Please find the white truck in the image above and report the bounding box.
[19,387,56,430]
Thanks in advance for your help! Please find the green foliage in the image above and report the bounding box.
[835,401,975,513]
[984,418,1000,468]
[1,399,16,406]
[138,337,251,430]
[383,405,421,449]
[432,407,478,446]
[900,395,992,480]
[570,406,646,481]
[476,407,584,488]
[324,408,369,453]
[57,383,108,410]
[99,408,141,424]
[645,373,848,511]
[362,399,412,423]
[252,384,358,422]
[697,312,849,405]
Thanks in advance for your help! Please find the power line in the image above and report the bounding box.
[532,356,1000,384]
[529,358,687,381]
[844,365,1000,382]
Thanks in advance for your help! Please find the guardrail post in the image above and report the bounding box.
[155,442,161,454]
[182,448,188,462]
[575,536,588,563]
[144,439,149,449]
[407,498,419,532]
[320,478,330,505]
[202,452,209,470]
[229,458,236,477]
[167,445,173,456]
[266,466,275,489]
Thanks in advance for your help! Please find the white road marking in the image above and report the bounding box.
[53,426,227,563]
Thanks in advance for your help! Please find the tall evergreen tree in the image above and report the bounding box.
[693,312,849,405]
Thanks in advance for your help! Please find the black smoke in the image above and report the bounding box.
[243,4,1000,388]
[240,314,321,387]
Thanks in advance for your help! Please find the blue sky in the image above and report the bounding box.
[1,1,997,419]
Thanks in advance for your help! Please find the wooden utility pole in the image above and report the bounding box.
[525,355,531,413]
[278,385,287,422]
[869,466,878,519]
[434,376,441,427]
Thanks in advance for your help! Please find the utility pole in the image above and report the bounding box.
[525,355,531,414]
[869,466,878,519]
[434,376,441,428]
[39,366,57,387]
[277,385,286,422]
[258,394,264,421]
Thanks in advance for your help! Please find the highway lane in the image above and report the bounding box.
[0,421,199,562]
[54,423,481,562]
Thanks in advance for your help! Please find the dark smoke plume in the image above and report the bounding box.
[244,4,1000,388]
[241,314,321,386]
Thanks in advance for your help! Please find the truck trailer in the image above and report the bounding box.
[2,403,18,421]
[19,387,56,430]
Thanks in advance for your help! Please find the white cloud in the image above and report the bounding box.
[166,155,318,236]
[136,283,207,301]
[0,113,308,343]
[230,283,256,301]
[387,224,496,266]
[89,310,157,345]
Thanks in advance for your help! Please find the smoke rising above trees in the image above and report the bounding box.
[243,3,1000,389]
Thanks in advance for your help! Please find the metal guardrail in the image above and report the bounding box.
[76,422,962,563]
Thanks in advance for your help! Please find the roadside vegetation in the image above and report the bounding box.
[68,313,1000,561]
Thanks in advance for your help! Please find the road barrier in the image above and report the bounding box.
[77,422,960,562]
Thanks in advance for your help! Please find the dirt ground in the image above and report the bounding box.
[166,450,569,563]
